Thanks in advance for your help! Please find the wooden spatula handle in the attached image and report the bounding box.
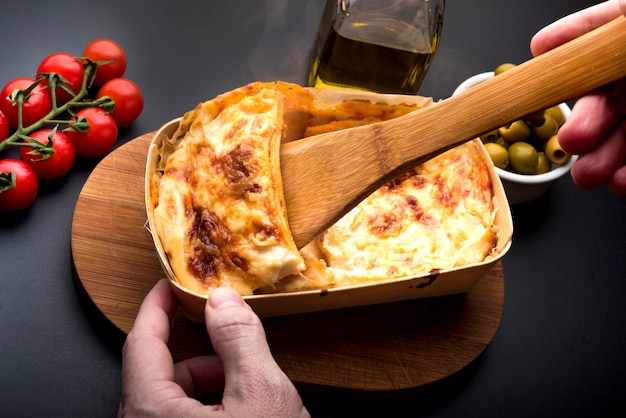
[386,15,626,169]
[282,16,626,248]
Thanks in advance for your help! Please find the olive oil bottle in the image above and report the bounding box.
[308,1,444,95]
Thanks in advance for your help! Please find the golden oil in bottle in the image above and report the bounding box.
[308,8,443,95]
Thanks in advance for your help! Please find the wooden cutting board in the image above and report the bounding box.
[71,131,505,391]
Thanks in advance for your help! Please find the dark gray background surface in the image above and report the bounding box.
[1,1,624,416]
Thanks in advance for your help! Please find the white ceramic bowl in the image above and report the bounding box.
[453,72,577,205]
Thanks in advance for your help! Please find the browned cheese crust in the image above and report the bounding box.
[151,82,499,296]
[152,83,306,295]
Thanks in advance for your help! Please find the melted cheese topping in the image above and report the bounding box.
[153,84,305,295]
[152,82,499,296]
[318,140,497,286]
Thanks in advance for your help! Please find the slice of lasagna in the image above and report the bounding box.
[268,140,498,293]
[318,140,498,286]
[151,83,305,295]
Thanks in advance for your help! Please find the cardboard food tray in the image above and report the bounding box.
[145,86,513,321]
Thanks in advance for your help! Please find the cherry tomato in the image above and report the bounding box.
[0,159,38,211]
[0,78,52,129]
[96,78,143,127]
[37,52,85,105]
[82,39,127,86]
[0,110,9,142]
[20,129,75,180]
[66,107,118,158]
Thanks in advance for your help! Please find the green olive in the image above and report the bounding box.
[545,106,566,127]
[495,136,510,149]
[532,114,559,141]
[480,128,500,143]
[484,142,509,170]
[509,141,539,174]
[535,152,551,174]
[545,135,571,165]
[494,63,517,75]
[499,120,531,142]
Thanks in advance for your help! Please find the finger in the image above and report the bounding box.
[609,121,626,195]
[120,279,187,406]
[570,120,626,190]
[609,164,626,195]
[122,279,178,383]
[133,278,178,342]
[557,77,626,154]
[120,280,224,416]
[205,287,307,416]
[173,355,226,398]
[558,93,618,155]
[530,1,623,56]
[204,287,276,378]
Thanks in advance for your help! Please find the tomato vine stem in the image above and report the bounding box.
[0,62,114,153]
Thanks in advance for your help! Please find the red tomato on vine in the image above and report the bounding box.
[96,78,143,127]
[66,107,118,158]
[37,52,85,105]
[0,159,39,211]
[0,78,52,129]
[82,39,128,86]
[20,129,75,180]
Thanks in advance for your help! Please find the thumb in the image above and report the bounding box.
[205,287,273,372]
[204,287,307,417]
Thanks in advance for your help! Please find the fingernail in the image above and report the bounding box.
[209,287,245,309]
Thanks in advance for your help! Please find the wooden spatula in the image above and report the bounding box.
[281,16,626,248]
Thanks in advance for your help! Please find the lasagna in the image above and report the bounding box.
[151,83,305,295]
[150,81,499,296]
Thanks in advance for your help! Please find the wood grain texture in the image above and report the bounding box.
[71,132,505,390]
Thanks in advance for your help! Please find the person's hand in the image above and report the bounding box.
[118,279,310,418]
[530,0,626,195]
